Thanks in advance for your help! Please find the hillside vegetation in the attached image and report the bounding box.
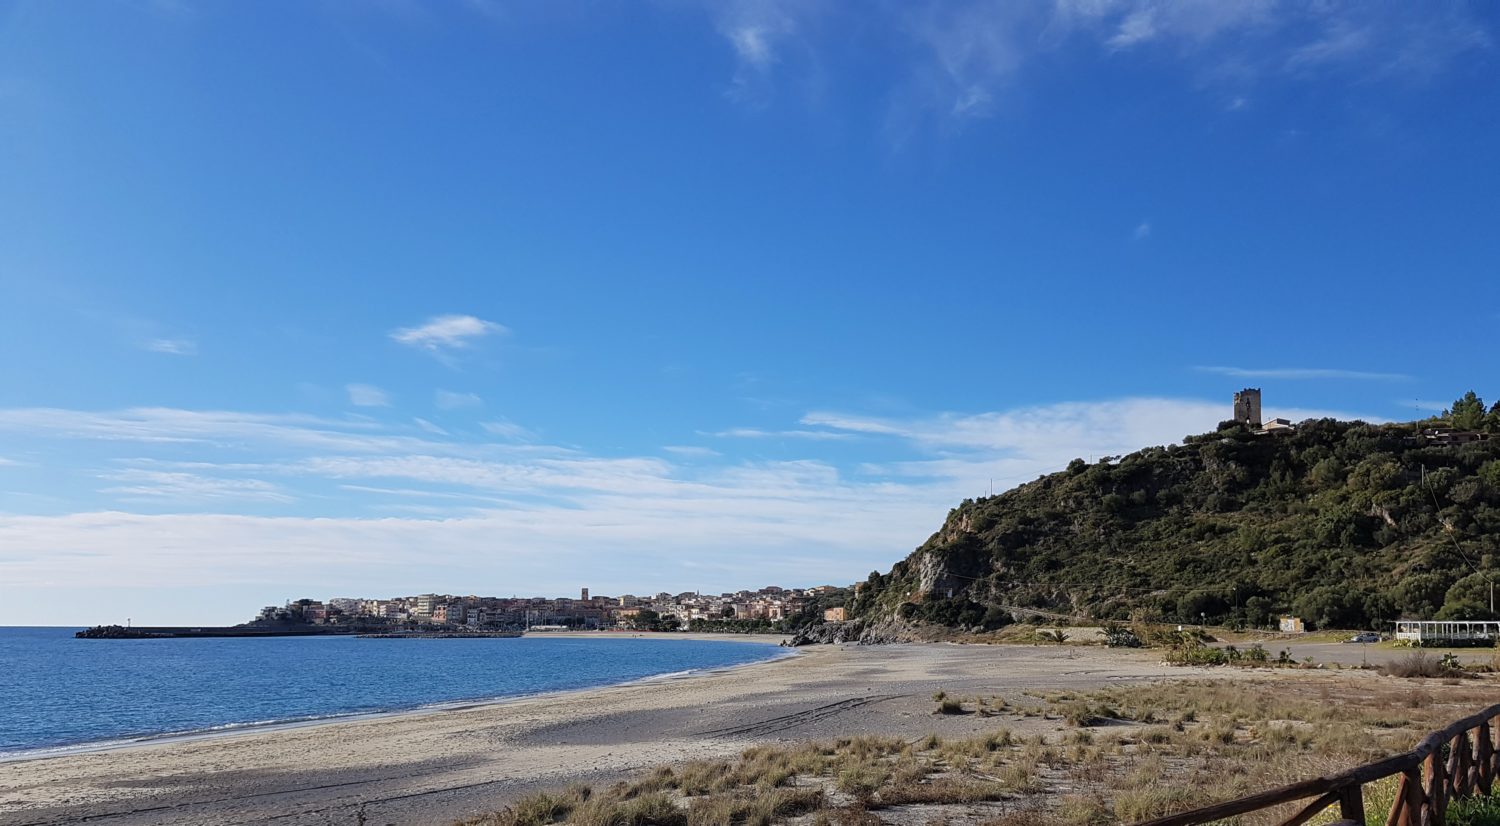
[850,394,1500,632]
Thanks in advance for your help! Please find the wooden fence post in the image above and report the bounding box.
[1402,766,1424,826]
[1427,747,1446,826]
[1485,719,1498,795]
[1456,731,1473,797]
[1338,784,1366,823]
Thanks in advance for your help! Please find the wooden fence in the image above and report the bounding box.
[1129,703,1500,826]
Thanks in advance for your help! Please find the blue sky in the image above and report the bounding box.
[1,1,1497,625]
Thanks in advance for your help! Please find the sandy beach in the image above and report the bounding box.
[0,636,1194,826]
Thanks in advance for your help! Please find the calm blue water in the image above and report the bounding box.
[0,628,785,755]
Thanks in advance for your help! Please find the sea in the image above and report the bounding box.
[0,627,787,757]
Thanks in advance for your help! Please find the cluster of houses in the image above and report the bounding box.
[254,585,846,631]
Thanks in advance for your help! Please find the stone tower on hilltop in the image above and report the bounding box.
[1233,388,1263,429]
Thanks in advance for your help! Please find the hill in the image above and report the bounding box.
[845,396,1500,635]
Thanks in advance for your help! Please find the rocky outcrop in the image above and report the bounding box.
[784,619,917,646]
[75,625,155,639]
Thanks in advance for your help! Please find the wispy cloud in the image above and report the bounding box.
[806,399,1226,458]
[714,1,1491,132]
[1285,20,1372,73]
[714,0,801,105]
[1105,7,1158,49]
[707,427,854,441]
[143,338,197,356]
[809,396,1382,496]
[895,2,1035,124]
[480,418,535,441]
[435,390,483,410]
[413,417,448,435]
[390,314,507,352]
[0,407,438,454]
[1195,365,1410,381]
[1133,221,1152,240]
[100,469,293,503]
[663,445,721,458]
[346,383,391,407]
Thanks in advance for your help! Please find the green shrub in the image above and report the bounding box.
[1449,795,1500,826]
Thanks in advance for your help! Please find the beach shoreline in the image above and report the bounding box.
[0,642,1195,826]
[0,632,793,765]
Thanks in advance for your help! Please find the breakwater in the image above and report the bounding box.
[75,624,368,639]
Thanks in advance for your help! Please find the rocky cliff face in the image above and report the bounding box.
[784,618,919,646]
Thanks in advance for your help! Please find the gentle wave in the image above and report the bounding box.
[0,630,789,759]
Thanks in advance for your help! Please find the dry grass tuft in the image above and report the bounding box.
[460,675,1500,826]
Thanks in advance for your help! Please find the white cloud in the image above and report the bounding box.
[1133,221,1151,240]
[480,418,535,441]
[807,398,1225,458]
[808,397,1382,459]
[896,2,1034,124]
[100,469,293,503]
[1107,7,1157,48]
[1195,365,1411,381]
[715,0,801,105]
[0,407,448,454]
[727,19,778,69]
[0,395,1394,624]
[663,445,721,458]
[345,383,391,407]
[1284,21,1372,72]
[725,1,1491,132]
[435,390,483,410]
[707,427,854,441]
[413,417,448,435]
[143,338,197,356]
[1081,0,1275,50]
[390,314,507,352]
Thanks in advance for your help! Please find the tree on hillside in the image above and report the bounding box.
[1488,401,1500,434]
[1436,572,1497,620]
[1447,391,1487,430]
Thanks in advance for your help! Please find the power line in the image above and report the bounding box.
[1422,469,1494,612]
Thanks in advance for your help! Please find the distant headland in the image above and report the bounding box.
[76,583,853,639]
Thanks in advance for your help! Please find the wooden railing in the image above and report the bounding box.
[1130,703,1500,826]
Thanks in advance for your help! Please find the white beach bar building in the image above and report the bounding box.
[1394,620,1500,646]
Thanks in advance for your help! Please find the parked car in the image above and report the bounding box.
[1345,632,1380,643]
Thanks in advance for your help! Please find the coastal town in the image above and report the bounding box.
[255,584,850,632]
